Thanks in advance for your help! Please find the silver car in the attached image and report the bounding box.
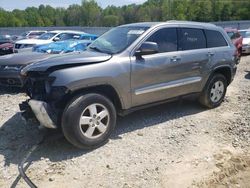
[20,21,237,149]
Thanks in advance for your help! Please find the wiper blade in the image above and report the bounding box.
[89,46,103,53]
[89,46,113,55]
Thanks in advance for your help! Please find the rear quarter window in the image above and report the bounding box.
[178,28,206,51]
[205,30,228,48]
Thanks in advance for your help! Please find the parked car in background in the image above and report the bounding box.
[225,28,243,63]
[239,29,250,54]
[33,40,93,54]
[0,35,15,56]
[14,30,92,53]
[20,21,237,149]
[13,30,47,40]
[0,40,92,87]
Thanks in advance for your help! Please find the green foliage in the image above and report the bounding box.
[0,0,249,27]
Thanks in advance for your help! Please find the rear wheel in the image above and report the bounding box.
[62,93,116,149]
[199,74,227,108]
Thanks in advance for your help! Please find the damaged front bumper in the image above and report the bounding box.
[20,100,57,129]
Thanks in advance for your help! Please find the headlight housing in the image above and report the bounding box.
[2,47,10,51]
[2,65,23,71]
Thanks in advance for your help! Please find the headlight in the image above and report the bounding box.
[3,65,23,71]
[2,47,10,50]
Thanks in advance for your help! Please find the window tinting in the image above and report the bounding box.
[146,28,177,53]
[205,30,228,48]
[178,28,206,50]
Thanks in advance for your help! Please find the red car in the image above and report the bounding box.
[0,35,14,56]
[225,28,243,63]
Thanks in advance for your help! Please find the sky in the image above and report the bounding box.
[0,0,147,10]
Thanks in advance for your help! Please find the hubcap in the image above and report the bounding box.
[210,80,225,103]
[79,103,110,139]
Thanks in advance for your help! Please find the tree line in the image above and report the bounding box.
[0,0,250,27]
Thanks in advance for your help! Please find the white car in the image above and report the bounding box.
[14,30,86,53]
[239,29,250,54]
[16,30,47,40]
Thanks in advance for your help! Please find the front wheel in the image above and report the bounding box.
[199,74,227,108]
[62,93,117,149]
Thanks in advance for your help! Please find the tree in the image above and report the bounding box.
[0,0,249,27]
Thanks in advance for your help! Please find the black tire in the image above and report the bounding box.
[199,74,227,108]
[62,93,116,149]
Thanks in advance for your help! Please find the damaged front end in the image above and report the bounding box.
[20,100,57,129]
[20,72,68,129]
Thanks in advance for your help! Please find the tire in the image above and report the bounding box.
[199,74,227,108]
[61,93,117,149]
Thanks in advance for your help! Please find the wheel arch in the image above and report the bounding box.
[62,84,125,113]
[211,66,232,85]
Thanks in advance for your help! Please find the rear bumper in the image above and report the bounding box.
[20,100,57,129]
[242,45,250,54]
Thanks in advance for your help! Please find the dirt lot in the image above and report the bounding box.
[0,56,250,188]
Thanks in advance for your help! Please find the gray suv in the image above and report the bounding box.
[20,21,237,148]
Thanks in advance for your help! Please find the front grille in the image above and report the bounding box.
[0,78,22,86]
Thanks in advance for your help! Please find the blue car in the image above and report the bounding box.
[33,40,93,54]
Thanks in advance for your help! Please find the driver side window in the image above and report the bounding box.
[146,28,177,53]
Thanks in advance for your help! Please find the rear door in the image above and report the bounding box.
[175,27,210,93]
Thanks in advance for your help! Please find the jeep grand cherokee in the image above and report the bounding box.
[20,21,237,149]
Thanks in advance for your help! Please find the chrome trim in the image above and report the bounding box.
[135,77,202,95]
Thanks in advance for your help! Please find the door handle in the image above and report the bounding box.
[170,56,181,62]
[207,52,214,57]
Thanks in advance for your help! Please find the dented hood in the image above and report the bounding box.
[0,52,54,66]
[21,50,112,74]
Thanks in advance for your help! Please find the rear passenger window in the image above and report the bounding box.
[146,28,177,53]
[178,28,206,50]
[205,30,228,48]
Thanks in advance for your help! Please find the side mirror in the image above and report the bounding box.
[135,42,159,57]
[53,37,60,42]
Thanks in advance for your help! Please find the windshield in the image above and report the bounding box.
[20,32,28,37]
[38,32,57,40]
[87,26,149,54]
[239,31,250,38]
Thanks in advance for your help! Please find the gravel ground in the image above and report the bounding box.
[0,56,250,188]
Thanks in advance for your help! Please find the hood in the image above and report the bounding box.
[243,38,250,45]
[36,41,77,53]
[0,43,13,49]
[0,52,55,66]
[16,39,52,45]
[21,50,112,74]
